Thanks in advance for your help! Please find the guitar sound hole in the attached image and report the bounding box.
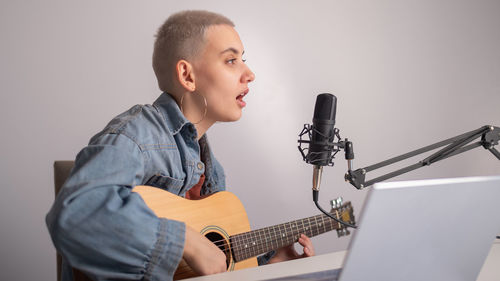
[205,232,231,269]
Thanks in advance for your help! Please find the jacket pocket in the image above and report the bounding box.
[145,173,185,194]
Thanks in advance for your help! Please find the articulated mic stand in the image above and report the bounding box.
[298,124,499,229]
[344,125,500,189]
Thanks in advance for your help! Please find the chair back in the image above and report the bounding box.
[54,161,75,281]
[54,161,75,195]
[53,161,91,281]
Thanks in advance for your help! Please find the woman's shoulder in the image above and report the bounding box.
[89,103,175,148]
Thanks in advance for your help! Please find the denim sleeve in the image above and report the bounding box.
[46,133,185,281]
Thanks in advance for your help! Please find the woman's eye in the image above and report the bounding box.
[227,58,246,64]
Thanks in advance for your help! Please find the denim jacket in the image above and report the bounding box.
[46,93,226,281]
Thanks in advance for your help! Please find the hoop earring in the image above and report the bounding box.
[180,92,208,125]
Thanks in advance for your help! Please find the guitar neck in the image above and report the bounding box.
[230,212,343,262]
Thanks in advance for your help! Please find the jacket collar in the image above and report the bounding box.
[153,92,195,136]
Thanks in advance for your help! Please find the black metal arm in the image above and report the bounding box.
[344,125,500,189]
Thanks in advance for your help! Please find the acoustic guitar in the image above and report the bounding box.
[133,185,355,280]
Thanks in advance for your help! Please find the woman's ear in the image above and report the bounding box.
[176,59,196,92]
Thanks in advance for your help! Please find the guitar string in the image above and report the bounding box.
[173,221,340,277]
[207,218,340,256]
[225,226,335,256]
[174,210,351,275]
[212,223,332,253]
[175,220,337,274]
[206,214,345,251]
[213,217,341,254]
[173,219,342,276]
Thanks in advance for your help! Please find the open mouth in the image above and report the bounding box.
[236,89,249,107]
[237,89,248,100]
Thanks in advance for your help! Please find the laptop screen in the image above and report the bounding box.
[339,176,500,281]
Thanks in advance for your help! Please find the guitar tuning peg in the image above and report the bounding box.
[331,197,344,209]
[336,197,343,207]
[330,199,338,209]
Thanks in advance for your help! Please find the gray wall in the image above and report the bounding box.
[1,0,499,280]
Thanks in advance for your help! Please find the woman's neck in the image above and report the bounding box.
[193,119,214,140]
[171,91,214,140]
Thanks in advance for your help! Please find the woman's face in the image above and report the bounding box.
[192,24,255,123]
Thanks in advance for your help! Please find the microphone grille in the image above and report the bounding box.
[313,93,337,122]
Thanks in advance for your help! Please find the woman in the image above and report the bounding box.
[47,10,314,281]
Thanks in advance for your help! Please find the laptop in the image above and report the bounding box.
[268,175,500,281]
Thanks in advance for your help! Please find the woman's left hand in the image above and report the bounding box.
[268,234,315,263]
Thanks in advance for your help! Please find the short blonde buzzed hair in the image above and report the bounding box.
[152,10,234,93]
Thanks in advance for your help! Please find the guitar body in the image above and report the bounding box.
[133,186,258,280]
[133,185,356,280]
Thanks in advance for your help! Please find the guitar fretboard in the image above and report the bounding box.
[230,212,344,262]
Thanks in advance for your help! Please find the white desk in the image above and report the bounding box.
[477,241,500,281]
[187,241,500,281]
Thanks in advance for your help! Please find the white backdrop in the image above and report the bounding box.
[1,1,499,280]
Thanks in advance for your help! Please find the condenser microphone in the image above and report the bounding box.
[298,93,357,229]
[309,93,337,191]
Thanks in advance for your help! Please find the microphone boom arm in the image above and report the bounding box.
[344,125,500,189]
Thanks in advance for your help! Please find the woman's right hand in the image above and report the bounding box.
[182,226,227,275]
